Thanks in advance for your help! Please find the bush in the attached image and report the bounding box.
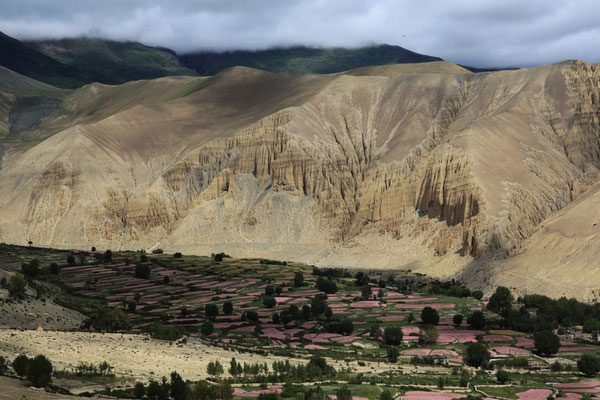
[496,369,510,384]
[533,330,560,356]
[551,361,563,372]
[464,342,490,368]
[8,273,27,300]
[421,306,439,325]
[12,354,29,377]
[578,354,600,376]
[383,326,404,345]
[26,355,53,387]
[453,314,464,325]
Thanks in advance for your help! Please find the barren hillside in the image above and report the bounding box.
[0,60,598,299]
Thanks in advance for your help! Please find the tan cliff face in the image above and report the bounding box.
[0,61,599,300]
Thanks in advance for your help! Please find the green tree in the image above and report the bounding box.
[487,286,513,314]
[453,314,463,325]
[467,311,486,330]
[0,355,7,376]
[472,290,484,300]
[584,318,600,333]
[464,342,490,368]
[147,380,162,400]
[26,355,53,387]
[421,306,439,325]
[215,380,234,400]
[223,301,233,315]
[134,382,146,399]
[229,358,241,377]
[383,326,403,345]
[135,264,151,279]
[263,296,277,308]
[49,263,60,275]
[316,277,338,294]
[12,354,29,377]
[8,273,27,300]
[205,304,219,320]
[419,325,439,345]
[194,380,215,400]
[82,307,131,332]
[386,347,399,363]
[207,361,224,378]
[336,385,352,400]
[201,321,214,336]
[578,354,600,376]
[265,285,275,296]
[104,249,113,262]
[361,285,372,299]
[170,371,187,400]
[380,390,393,400]
[67,254,76,266]
[294,272,304,287]
[496,369,510,384]
[533,330,560,356]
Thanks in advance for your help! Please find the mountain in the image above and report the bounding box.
[177,44,443,75]
[0,59,599,300]
[1,32,448,88]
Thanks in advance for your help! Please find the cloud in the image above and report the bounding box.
[1,0,599,68]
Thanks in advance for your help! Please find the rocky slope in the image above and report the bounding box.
[0,60,599,299]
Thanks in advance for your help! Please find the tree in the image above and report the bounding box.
[140,254,148,262]
[533,330,560,356]
[0,355,7,376]
[174,252,183,258]
[26,354,53,387]
[263,296,276,308]
[104,249,113,262]
[369,324,381,339]
[12,354,29,377]
[487,286,513,314]
[467,311,486,330]
[584,318,600,333]
[578,354,600,376]
[316,277,338,294]
[361,285,372,299]
[406,313,415,323]
[453,314,464,325]
[207,361,223,378]
[8,273,27,300]
[421,306,439,325]
[194,380,215,400]
[205,304,219,320]
[380,390,393,400]
[147,380,162,400]
[496,369,510,384]
[229,358,241,377]
[336,385,352,400]
[419,325,439,345]
[223,301,233,315]
[464,342,490,368]
[170,371,187,400]
[201,321,214,336]
[49,263,60,275]
[383,326,403,345]
[386,347,399,363]
[134,382,146,399]
[472,290,484,300]
[127,301,137,312]
[67,254,76,266]
[265,286,275,296]
[21,260,40,277]
[294,272,304,287]
[215,380,234,400]
[81,307,131,332]
[135,264,151,279]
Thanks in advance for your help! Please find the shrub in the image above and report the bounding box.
[551,361,563,372]
[8,273,27,300]
[453,314,464,325]
[383,326,403,345]
[421,306,439,325]
[12,354,29,377]
[464,342,490,368]
[578,354,600,376]
[533,330,560,356]
[26,355,53,387]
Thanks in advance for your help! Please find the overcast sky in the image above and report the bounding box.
[2,0,599,68]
